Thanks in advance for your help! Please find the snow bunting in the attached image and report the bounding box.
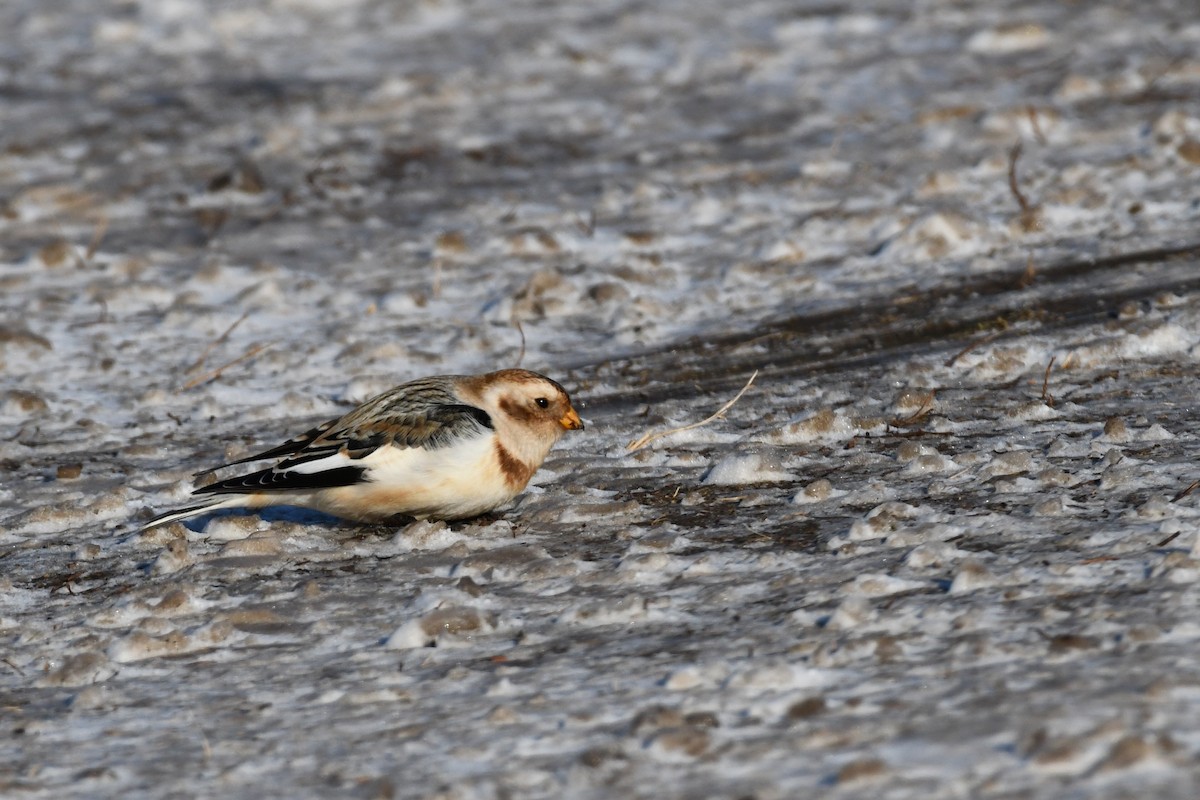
[144,369,583,529]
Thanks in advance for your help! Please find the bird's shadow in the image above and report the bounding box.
[181,507,507,535]
[181,505,352,532]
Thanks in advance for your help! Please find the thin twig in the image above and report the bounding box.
[1041,356,1056,407]
[1138,49,1188,99]
[944,330,1005,367]
[513,317,526,368]
[627,370,758,452]
[1008,142,1032,214]
[1171,479,1200,503]
[85,215,109,260]
[179,342,272,391]
[1025,106,1047,145]
[1017,258,1036,289]
[1008,141,1044,232]
[889,391,936,428]
[1156,531,1182,548]
[183,311,250,376]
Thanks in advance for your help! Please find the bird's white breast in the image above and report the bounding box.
[315,432,519,520]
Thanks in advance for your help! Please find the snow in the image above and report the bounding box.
[4,0,1200,797]
[702,451,794,486]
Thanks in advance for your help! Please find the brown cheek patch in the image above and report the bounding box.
[494,440,535,489]
[498,396,537,424]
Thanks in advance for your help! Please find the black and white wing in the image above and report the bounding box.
[193,377,493,496]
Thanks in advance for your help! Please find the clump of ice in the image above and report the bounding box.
[764,407,858,444]
[980,450,1037,478]
[108,621,239,664]
[702,451,794,486]
[904,541,966,569]
[966,23,1052,54]
[723,659,841,693]
[382,520,471,554]
[1004,401,1061,421]
[39,651,118,688]
[385,605,498,650]
[150,539,193,575]
[958,342,1055,381]
[557,594,654,628]
[948,559,1000,594]
[840,501,928,544]
[201,514,266,541]
[1067,322,1198,368]
[662,663,727,691]
[1140,424,1175,442]
[792,477,844,504]
[826,595,874,630]
[896,441,960,475]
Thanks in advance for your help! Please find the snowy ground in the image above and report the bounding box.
[4,0,1200,797]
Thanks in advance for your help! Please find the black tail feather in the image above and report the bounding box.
[191,419,340,477]
[142,501,223,530]
[194,465,367,495]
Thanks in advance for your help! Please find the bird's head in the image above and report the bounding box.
[479,369,583,440]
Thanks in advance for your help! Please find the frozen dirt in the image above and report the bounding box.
[4,0,1200,797]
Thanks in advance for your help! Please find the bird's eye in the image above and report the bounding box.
[534,397,549,409]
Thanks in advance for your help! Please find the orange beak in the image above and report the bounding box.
[560,407,584,431]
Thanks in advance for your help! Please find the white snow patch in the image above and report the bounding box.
[702,451,794,486]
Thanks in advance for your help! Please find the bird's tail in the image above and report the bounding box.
[141,496,251,530]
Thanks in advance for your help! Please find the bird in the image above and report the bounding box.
[143,369,583,529]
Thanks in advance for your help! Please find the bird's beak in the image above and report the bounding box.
[560,407,584,431]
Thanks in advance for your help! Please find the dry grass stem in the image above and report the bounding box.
[890,391,936,428]
[183,311,251,377]
[1025,106,1047,145]
[627,370,759,452]
[1156,530,1183,548]
[180,342,272,391]
[1018,258,1037,289]
[1008,142,1032,214]
[1008,141,1044,232]
[1041,356,1056,407]
[431,256,443,298]
[945,330,1005,367]
[1139,50,1188,98]
[512,317,527,368]
[86,215,109,260]
[1171,479,1200,504]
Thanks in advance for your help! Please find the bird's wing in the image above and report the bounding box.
[194,387,494,496]
[191,461,370,495]
[193,419,340,476]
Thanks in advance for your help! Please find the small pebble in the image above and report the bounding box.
[56,463,83,480]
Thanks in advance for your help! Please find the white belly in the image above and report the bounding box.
[310,434,519,521]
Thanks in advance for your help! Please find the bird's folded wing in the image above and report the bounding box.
[193,462,368,494]
[193,419,340,476]
[193,402,494,496]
